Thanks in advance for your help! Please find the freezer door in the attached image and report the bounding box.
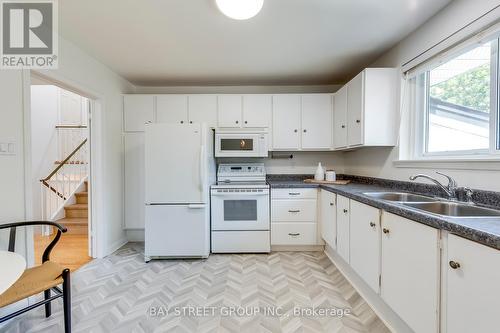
[145,204,209,257]
[145,123,205,204]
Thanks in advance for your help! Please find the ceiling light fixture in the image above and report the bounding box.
[216,0,264,20]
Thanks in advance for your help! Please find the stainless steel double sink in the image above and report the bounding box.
[363,192,500,218]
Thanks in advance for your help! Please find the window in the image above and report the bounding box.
[410,33,499,158]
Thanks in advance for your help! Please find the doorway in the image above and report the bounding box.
[30,75,93,271]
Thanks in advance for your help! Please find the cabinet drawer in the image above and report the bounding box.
[272,188,317,199]
[272,200,316,222]
[271,223,317,245]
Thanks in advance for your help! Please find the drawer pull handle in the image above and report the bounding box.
[330,202,334,206]
[383,228,390,234]
[343,209,348,213]
[288,192,300,196]
[288,210,300,213]
[449,261,461,269]
[288,233,300,237]
[369,222,376,227]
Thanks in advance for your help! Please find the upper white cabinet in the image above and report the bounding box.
[445,234,500,333]
[301,94,333,149]
[188,95,217,128]
[217,95,242,128]
[350,200,381,293]
[123,95,155,132]
[333,87,348,149]
[272,95,301,150]
[336,195,350,263]
[242,95,271,128]
[156,95,188,124]
[381,212,439,333]
[333,68,398,149]
[319,189,336,248]
[272,94,333,151]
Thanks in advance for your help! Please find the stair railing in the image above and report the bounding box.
[40,135,88,221]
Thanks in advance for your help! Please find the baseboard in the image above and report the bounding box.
[106,237,128,256]
[272,245,324,252]
[126,229,145,242]
[323,245,412,333]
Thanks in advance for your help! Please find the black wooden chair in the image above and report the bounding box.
[0,221,71,332]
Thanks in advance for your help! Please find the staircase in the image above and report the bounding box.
[57,181,88,235]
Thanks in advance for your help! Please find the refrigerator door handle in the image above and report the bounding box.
[188,204,205,209]
[199,145,205,192]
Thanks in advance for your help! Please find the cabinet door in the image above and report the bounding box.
[381,213,439,333]
[320,190,336,248]
[272,95,301,150]
[123,95,155,132]
[156,95,188,125]
[336,195,350,263]
[124,133,145,229]
[347,71,364,146]
[333,87,348,148]
[242,95,271,128]
[218,95,242,128]
[301,94,333,149]
[350,200,380,293]
[188,95,217,128]
[446,234,500,333]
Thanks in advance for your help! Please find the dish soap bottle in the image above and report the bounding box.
[314,162,325,181]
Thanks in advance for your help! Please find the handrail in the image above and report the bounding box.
[41,138,87,182]
[55,125,87,129]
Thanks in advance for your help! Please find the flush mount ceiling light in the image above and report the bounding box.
[216,0,264,20]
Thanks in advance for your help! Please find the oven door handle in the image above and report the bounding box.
[211,191,269,197]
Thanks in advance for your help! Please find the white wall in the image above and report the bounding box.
[344,0,500,191]
[0,35,135,260]
[30,85,60,220]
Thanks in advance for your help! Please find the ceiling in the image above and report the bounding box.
[59,0,452,86]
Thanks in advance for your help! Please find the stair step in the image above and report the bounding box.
[65,203,88,218]
[57,217,88,235]
[75,192,88,204]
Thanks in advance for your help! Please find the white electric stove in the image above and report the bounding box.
[210,163,270,253]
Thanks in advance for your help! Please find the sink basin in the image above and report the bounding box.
[403,202,500,218]
[363,192,436,202]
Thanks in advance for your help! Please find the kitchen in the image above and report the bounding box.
[1,1,500,333]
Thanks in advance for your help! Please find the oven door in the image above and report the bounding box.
[211,188,269,231]
[215,133,262,157]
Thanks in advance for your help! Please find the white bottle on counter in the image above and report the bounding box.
[314,162,325,181]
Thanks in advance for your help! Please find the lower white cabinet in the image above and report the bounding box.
[381,212,439,333]
[349,200,381,293]
[124,133,145,229]
[271,188,319,246]
[445,234,500,333]
[319,189,336,248]
[336,195,350,263]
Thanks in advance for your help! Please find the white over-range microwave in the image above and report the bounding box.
[215,130,269,157]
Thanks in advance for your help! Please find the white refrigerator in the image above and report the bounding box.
[144,123,215,261]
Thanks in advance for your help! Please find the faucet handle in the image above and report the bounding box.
[436,172,457,188]
[463,187,474,203]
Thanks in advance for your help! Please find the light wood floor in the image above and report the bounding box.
[34,233,92,271]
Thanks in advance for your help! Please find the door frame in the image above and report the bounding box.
[22,69,106,266]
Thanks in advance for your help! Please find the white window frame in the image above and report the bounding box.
[406,29,500,161]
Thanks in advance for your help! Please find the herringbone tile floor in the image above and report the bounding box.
[3,243,389,333]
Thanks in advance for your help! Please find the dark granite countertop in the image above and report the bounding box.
[267,175,500,251]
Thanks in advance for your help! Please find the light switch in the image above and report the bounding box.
[7,143,15,154]
[0,141,16,155]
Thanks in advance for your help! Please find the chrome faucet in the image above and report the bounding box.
[409,172,458,199]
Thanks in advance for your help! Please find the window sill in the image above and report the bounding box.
[394,158,500,171]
